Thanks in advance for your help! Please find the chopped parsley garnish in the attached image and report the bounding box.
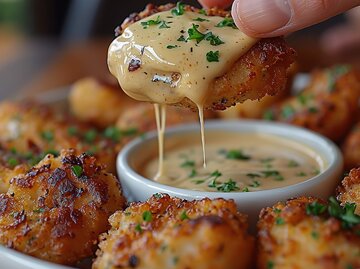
[267,261,274,269]
[217,179,239,192]
[208,170,222,187]
[180,211,189,220]
[166,45,179,49]
[263,110,275,121]
[281,105,295,119]
[188,24,205,43]
[84,129,97,143]
[41,130,54,142]
[199,9,207,15]
[189,168,197,177]
[308,107,318,113]
[242,187,249,192]
[142,210,152,222]
[216,17,237,28]
[261,170,280,178]
[171,2,185,16]
[297,94,311,105]
[7,158,18,167]
[225,149,251,160]
[71,165,83,178]
[141,16,161,28]
[204,33,224,46]
[249,180,260,188]
[311,231,319,239]
[153,193,163,199]
[307,197,360,229]
[246,173,261,179]
[67,126,78,136]
[296,172,307,177]
[287,160,299,167]
[159,21,171,29]
[180,160,195,168]
[193,179,205,184]
[260,158,274,164]
[135,223,142,233]
[327,65,350,92]
[177,35,186,42]
[206,50,219,62]
[104,126,121,142]
[193,17,209,22]
[275,217,285,225]
[273,208,281,214]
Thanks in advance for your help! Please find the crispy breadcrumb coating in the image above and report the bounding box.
[115,3,296,111]
[257,196,360,269]
[0,150,125,265]
[93,194,254,269]
[337,168,360,215]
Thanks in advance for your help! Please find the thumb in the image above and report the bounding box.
[231,0,360,37]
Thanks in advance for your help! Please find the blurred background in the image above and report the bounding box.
[0,0,359,99]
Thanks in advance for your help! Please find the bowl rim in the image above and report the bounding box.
[117,119,343,198]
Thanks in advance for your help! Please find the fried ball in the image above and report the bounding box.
[263,65,360,141]
[93,194,254,269]
[342,123,360,171]
[116,102,216,133]
[69,77,136,128]
[116,3,296,111]
[0,149,126,265]
[337,168,360,215]
[257,196,360,269]
[0,101,132,172]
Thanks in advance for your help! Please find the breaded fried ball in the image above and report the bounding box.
[69,77,136,127]
[93,194,254,269]
[263,65,360,141]
[337,168,360,215]
[115,4,296,111]
[0,149,126,265]
[342,123,360,171]
[257,196,360,269]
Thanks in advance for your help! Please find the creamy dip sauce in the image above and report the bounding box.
[108,8,258,174]
[141,132,325,192]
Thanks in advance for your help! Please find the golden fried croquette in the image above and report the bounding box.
[342,123,360,171]
[93,194,254,269]
[0,101,136,172]
[0,149,125,265]
[116,103,215,133]
[257,196,360,269]
[337,168,360,215]
[263,65,360,141]
[116,3,296,111]
[69,77,136,128]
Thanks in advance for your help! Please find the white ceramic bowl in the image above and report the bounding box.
[117,120,343,226]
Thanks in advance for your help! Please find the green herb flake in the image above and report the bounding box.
[180,211,189,220]
[142,210,152,222]
[216,17,237,28]
[281,105,295,119]
[84,129,97,143]
[208,170,222,188]
[166,45,179,49]
[153,193,163,199]
[193,17,209,22]
[267,260,275,269]
[135,223,142,233]
[242,187,249,192]
[226,150,251,160]
[189,168,197,178]
[41,130,54,142]
[177,35,187,42]
[199,9,207,15]
[217,179,239,192]
[141,15,161,28]
[249,180,261,188]
[263,110,275,121]
[306,201,327,216]
[10,147,17,154]
[193,179,205,184]
[246,173,261,179]
[204,32,224,46]
[180,160,195,168]
[67,126,78,136]
[159,21,171,29]
[7,158,18,167]
[71,165,83,178]
[171,2,185,16]
[273,208,281,214]
[275,217,285,225]
[296,172,307,177]
[308,107,318,113]
[206,50,220,62]
[104,126,121,142]
[288,160,299,167]
[188,24,205,43]
[311,231,319,239]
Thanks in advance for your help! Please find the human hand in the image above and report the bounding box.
[198,0,360,37]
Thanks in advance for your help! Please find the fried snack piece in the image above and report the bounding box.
[257,197,360,269]
[116,102,216,133]
[342,123,360,171]
[116,4,296,111]
[0,149,126,265]
[69,77,136,128]
[337,168,360,214]
[263,65,360,141]
[0,101,134,172]
[93,194,254,269]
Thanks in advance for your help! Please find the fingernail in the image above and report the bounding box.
[233,0,291,34]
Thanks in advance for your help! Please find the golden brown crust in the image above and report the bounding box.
[263,66,360,141]
[257,197,360,269]
[337,168,360,215]
[342,123,360,171]
[93,194,254,269]
[115,4,296,111]
[0,149,126,265]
